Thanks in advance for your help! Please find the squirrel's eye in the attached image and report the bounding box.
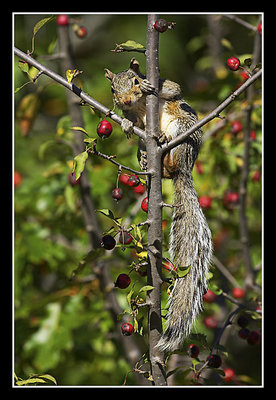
[134,78,139,86]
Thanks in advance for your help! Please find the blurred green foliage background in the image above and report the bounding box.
[14,13,262,386]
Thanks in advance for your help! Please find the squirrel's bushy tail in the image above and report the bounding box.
[157,173,212,352]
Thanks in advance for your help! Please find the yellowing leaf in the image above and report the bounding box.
[136,251,147,259]
[71,126,89,136]
[66,69,78,83]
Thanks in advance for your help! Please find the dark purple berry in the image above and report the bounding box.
[115,273,131,289]
[101,235,116,250]
[112,188,123,201]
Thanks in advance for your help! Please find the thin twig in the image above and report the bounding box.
[88,147,150,176]
[222,14,258,32]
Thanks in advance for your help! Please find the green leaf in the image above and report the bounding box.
[96,209,115,220]
[84,137,97,144]
[177,265,191,278]
[209,283,223,295]
[126,289,134,306]
[133,317,139,333]
[244,58,252,67]
[37,374,57,385]
[139,285,155,293]
[33,16,56,36]
[113,40,146,53]
[18,60,29,73]
[220,38,233,50]
[72,150,88,180]
[16,378,47,386]
[191,358,201,372]
[31,16,56,53]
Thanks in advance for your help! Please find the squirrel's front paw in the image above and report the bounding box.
[121,118,134,139]
[140,79,156,95]
[158,132,172,144]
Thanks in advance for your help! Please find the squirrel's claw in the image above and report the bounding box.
[158,132,172,144]
[140,79,157,95]
[121,118,134,138]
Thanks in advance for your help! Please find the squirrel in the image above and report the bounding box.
[105,58,213,352]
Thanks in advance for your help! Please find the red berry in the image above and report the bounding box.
[121,322,133,336]
[188,344,200,358]
[203,289,217,303]
[247,330,261,345]
[257,21,262,35]
[68,171,80,186]
[238,328,250,339]
[97,120,112,139]
[198,195,212,210]
[119,173,131,185]
[112,188,123,201]
[223,191,239,210]
[206,354,222,368]
[224,368,236,382]
[230,120,243,134]
[127,175,140,187]
[119,231,133,245]
[133,183,146,195]
[141,197,148,212]
[101,235,116,250]
[204,316,218,329]
[76,26,87,38]
[115,273,131,289]
[56,14,69,26]
[250,130,257,140]
[14,171,22,187]
[154,19,169,33]
[226,56,240,71]
[232,287,245,299]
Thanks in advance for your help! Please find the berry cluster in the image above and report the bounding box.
[237,314,261,345]
[56,14,88,38]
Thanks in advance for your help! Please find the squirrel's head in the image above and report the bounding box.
[105,58,154,110]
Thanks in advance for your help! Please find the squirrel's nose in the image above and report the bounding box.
[123,98,132,106]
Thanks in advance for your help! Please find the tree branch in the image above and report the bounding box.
[145,14,167,386]
[14,46,146,141]
[222,14,258,32]
[55,24,150,386]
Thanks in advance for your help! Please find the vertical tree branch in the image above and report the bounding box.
[145,14,167,386]
[57,22,150,386]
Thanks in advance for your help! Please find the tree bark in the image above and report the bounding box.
[145,14,167,386]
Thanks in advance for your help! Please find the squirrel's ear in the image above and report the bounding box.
[129,58,140,74]
[104,68,115,82]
